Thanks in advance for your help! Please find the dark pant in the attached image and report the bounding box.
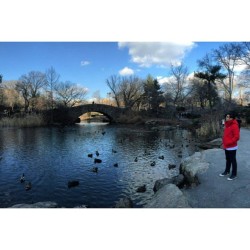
[225,150,237,176]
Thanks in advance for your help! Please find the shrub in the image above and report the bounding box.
[246,109,250,124]
[196,117,222,140]
[117,113,144,124]
[0,114,46,127]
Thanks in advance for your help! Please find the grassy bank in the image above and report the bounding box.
[195,115,223,141]
[0,114,47,128]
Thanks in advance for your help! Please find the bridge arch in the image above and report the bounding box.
[53,104,126,124]
[79,110,113,123]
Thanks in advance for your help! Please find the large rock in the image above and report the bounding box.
[115,197,133,208]
[153,174,184,193]
[197,138,222,149]
[180,151,209,186]
[10,201,58,208]
[144,184,190,208]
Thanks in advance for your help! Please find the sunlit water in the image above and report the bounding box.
[0,123,197,208]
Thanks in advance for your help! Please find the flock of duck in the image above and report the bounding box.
[16,128,196,195]
[87,148,119,173]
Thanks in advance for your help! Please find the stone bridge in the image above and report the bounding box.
[52,104,127,124]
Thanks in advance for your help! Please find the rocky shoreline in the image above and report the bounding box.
[115,138,222,208]
[143,150,212,208]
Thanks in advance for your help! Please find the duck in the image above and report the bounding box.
[96,151,99,156]
[20,173,25,183]
[92,167,98,173]
[112,149,117,153]
[68,180,79,188]
[136,184,146,193]
[134,157,138,162]
[94,158,102,164]
[150,161,156,167]
[25,182,32,191]
[113,163,118,167]
[87,153,93,158]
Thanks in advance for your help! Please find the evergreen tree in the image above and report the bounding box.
[142,75,164,114]
[195,64,226,109]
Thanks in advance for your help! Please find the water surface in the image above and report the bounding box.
[0,123,197,208]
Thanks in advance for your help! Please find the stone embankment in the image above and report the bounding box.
[144,150,211,208]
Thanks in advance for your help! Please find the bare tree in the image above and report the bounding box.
[1,81,22,111]
[238,69,250,88]
[106,75,144,110]
[165,64,189,106]
[54,81,88,107]
[243,90,250,104]
[237,69,250,105]
[16,77,31,112]
[46,66,60,109]
[238,42,250,68]
[16,71,47,111]
[119,76,144,110]
[106,75,122,107]
[213,43,243,103]
[27,71,47,98]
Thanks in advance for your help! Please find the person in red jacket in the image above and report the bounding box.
[219,111,240,180]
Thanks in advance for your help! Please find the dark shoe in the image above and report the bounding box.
[227,175,237,181]
[219,172,230,177]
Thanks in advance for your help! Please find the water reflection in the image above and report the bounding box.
[0,123,197,208]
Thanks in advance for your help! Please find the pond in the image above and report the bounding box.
[0,123,198,208]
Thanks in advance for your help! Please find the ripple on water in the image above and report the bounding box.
[0,125,197,208]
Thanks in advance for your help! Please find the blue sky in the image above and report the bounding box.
[0,41,228,99]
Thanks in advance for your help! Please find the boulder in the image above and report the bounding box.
[153,174,184,193]
[10,201,58,208]
[115,197,133,208]
[144,184,190,208]
[74,204,88,208]
[197,138,222,149]
[180,151,209,186]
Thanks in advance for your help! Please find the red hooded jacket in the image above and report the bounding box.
[222,119,240,149]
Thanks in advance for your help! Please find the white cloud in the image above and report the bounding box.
[187,72,195,80]
[118,42,196,68]
[234,64,247,73]
[156,76,173,85]
[157,72,195,85]
[119,67,134,76]
[81,60,90,66]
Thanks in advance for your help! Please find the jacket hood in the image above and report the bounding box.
[225,119,238,127]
